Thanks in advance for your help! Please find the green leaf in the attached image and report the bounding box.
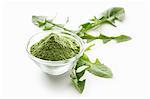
[78,54,113,78]
[79,53,90,62]
[79,32,96,43]
[98,7,125,27]
[85,44,95,52]
[70,67,86,93]
[79,32,131,43]
[43,24,55,30]
[70,53,113,93]
[103,20,116,27]
[81,22,93,29]
[76,65,90,73]
[72,79,85,93]
[80,22,94,32]
[90,16,99,24]
[88,63,113,78]
[32,16,55,30]
[99,34,132,43]
[70,55,87,93]
[99,34,113,44]
[115,35,132,43]
[32,16,73,32]
[102,7,125,22]
[95,58,101,64]
[78,7,125,32]
[32,16,46,27]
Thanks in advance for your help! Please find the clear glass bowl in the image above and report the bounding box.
[26,31,85,75]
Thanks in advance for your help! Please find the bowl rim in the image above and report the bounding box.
[26,31,85,65]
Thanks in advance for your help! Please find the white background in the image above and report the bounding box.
[1,0,150,99]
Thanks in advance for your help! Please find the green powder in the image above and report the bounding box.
[30,33,80,61]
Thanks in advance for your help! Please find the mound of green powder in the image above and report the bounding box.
[30,33,80,61]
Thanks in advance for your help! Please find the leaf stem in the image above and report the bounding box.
[79,20,106,33]
[46,20,73,33]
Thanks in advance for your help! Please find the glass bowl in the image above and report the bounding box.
[26,31,85,75]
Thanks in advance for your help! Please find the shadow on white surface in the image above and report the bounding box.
[39,71,79,96]
[44,72,70,84]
